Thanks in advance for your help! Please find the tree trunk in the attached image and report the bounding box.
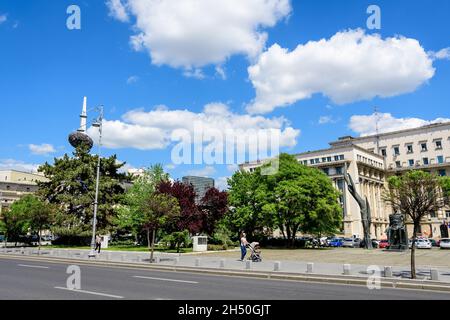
[147,229,151,250]
[150,229,156,263]
[411,223,418,279]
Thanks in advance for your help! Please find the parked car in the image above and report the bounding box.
[359,239,379,248]
[440,238,450,249]
[408,238,432,249]
[378,239,390,249]
[429,239,439,247]
[342,238,361,248]
[328,238,344,247]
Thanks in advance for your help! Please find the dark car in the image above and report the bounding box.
[360,239,379,248]
[429,239,439,247]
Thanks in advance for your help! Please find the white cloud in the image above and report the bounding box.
[0,159,40,173]
[430,47,450,60]
[87,103,300,151]
[109,0,291,70]
[186,166,216,177]
[29,144,56,156]
[215,176,229,191]
[318,115,339,125]
[183,68,206,80]
[349,113,450,137]
[0,14,7,24]
[247,29,435,114]
[215,66,227,80]
[226,164,239,173]
[126,75,139,84]
[106,0,129,22]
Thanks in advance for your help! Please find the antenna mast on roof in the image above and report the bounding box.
[374,106,381,154]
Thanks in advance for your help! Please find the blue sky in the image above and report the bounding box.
[1,0,449,188]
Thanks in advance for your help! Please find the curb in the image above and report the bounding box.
[2,253,450,293]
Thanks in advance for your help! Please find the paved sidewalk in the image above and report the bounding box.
[2,246,450,283]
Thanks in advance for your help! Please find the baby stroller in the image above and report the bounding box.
[247,242,262,262]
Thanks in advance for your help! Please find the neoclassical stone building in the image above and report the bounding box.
[240,122,450,239]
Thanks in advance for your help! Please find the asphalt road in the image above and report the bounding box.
[0,256,449,300]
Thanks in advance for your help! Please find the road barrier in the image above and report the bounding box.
[384,266,393,277]
[343,264,351,275]
[274,261,281,272]
[431,269,439,281]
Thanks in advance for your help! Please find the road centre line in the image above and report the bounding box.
[133,275,199,284]
[18,264,49,269]
[54,287,124,299]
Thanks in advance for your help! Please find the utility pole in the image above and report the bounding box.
[88,105,104,258]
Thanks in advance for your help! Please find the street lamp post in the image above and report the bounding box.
[88,106,104,258]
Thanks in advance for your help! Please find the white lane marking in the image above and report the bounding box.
[18,264,49,269]
[133,275,199,284]
[54,287,124,299]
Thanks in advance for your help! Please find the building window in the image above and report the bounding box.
[408,159,414,167]
[423,157,429,165]
[335,167,343,175]
[446,211,450,218]
[393,146,400,156]
[322,157,327,163]
[339,155,344,161]
[430,212,437,218]
[315,158,320,164]
[327,156,332,162]
[437,156,444,164]
[6,185,10,191]
[436,140,443,150]
[395,161,401,168]
[406,144,413,154]
[381,148,387,157]
[420,142,428,152]
[303,160,308,165]
[334,155,339,161]
[322,168,329,175]
[310,159,315,165]
[438,169,446,177]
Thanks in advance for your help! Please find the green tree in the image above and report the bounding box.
[384,171,446,279]
[139,192,180,262]
[115,164,170,242]
[37,146,127,238]
[1,207,29,246]
[263,154,342,247]
[226,170,271,239]
[11,195,55,252]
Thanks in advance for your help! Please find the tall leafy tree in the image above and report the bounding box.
[157,181,203,234]
[199,187,229,236]
[384,171,446,279]
[115,164,170,240]
[37,145,127,237]
[11,195,55,252]
[1,207,29,246]
[263,154,342,247]
[226,170,271,239]
[139,192,180,262]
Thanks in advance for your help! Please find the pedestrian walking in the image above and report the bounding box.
[95,235,102,254]
[239,232,248,261]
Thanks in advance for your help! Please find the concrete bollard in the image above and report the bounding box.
[195,258,201,267]
[137,256,142,263]
[430,269,439,281]
[154,256,161,263]
[343,264,351,275]
[219,259,225,268]
[274,261,281,272]
[307,263,314,273]
[21,247,25,255]
[384,266,393,277]
[173,257,179,265]
[246,260,252,270]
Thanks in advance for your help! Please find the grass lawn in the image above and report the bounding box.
[47,245,193,254]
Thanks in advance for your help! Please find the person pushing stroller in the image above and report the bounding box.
[239,232,262,262]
